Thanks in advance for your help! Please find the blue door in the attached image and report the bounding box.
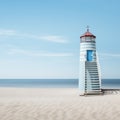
[87,50,93,61]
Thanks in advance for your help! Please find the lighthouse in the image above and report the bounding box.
[79,27,102,95]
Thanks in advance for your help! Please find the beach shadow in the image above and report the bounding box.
[79,89,120,97]
[102,89,120,95]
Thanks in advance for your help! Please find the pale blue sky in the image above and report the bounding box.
[0,0,120,78]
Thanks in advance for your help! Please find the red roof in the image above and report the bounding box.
[80,30,96,38]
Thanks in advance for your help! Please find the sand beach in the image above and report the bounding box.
[0,88,120,120]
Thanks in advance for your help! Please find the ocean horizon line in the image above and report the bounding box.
[0,79,119,89]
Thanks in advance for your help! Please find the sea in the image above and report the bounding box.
[0,79,119,89]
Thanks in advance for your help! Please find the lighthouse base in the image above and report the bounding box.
[79,90,103,96]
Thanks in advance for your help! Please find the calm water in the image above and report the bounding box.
[0,79,119,89]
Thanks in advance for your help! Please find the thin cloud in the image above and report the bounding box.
[8,48,73,57]
[100,53,120,57]
[0,29,68,43]
[40,36,67,43]
[0,29,16,36]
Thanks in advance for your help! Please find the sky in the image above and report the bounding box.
[0,0,120,79]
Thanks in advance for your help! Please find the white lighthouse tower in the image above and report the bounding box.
[79,27,102,95]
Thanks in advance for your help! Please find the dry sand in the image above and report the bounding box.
[0,88,120,120]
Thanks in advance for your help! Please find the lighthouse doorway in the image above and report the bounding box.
[87,50,93,61]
